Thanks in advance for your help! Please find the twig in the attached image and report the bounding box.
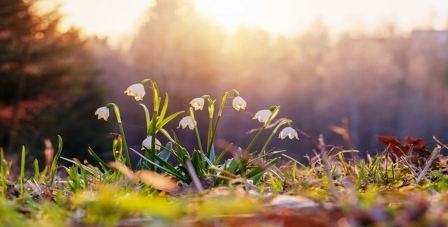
[295,128,320,151]
[434,136,448,150]
[317,135,338,198]
[416,144,442,184]
[185,160,204,192]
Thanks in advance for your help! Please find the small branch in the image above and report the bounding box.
[296,128,320,151]
[318,135,338,199]
[434,136,448,150]
[185,160,204,192]
[416,144,442,184]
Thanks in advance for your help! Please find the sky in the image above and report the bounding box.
[53,0,448,44]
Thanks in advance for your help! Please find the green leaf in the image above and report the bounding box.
[208,145,216,164]
[133,148,188,182]
[225,158,240,174]
[88,147,110,173]
[215,143,232,165]
[139,103,151,136]
[192,150,206,178]
[158,142,172,162]
[49,135,64,186]
[158,93,169,121]
[246,157,281,184]
[157,110,184,129]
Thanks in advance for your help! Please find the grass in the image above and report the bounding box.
[2,79,448,226]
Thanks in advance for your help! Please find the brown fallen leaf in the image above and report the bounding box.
[136,170,180,193]
[109,162,180,193]
[377,135,432,166]
[109,161,137,182]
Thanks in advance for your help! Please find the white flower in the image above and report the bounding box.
[189,97,204,111]
[232,96,247,111]
[124,83,145,101]
[94,106,110,121]
[253,109,272,123]
[142,136,162,151]
[178,116,196,130]
[279,127,299,140]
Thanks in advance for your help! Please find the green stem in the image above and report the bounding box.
[245,106,281,153]
[208,115,221,154]
[245,126,266,152]
[190,108,204,152]
[0,148,5,198]
[206,115,214,155]
[150,111,158,169]
[107,103,131,167]
[207,90,233,154]
[19,146,26,196]
[260,120,288,155]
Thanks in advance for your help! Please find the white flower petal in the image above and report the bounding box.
[142,136,162,151]
[124,83,145,101]
[279,127,299,140]
[189,97,204,111]
[178,116,196,130]
[232,96,247,111]
[94,106,110,121]
[253,109,272,123]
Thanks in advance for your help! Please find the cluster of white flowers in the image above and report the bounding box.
[179,95,247,130]
[253,109,298,140]
[95,81,299,153]
[188,96,247,113]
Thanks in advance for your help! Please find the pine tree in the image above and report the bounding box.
[0,0,109,158]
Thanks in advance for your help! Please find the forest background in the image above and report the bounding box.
[2,0,448,162]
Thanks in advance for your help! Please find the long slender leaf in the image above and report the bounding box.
[157,110,184,129]
[88,147,110,173]
[139,103,151,136]
[158,93,169,122]
[208,145,216,165]
[130,148,188,182]
[153,155,189,181]
[158,142,172,162]
[246,157,281,179]
[215,143,233,165]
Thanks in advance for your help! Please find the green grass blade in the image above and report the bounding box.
[88,147,110,173]
[157,110,184,129]
[49,135,64,186]
[33,159,39,181]
[19,146,26,196]
[130,148,188,182]
[139,103,151,136]
[158,93,169,121]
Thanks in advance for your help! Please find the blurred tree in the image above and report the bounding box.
[0,0,109,158]
[130,0,225,106]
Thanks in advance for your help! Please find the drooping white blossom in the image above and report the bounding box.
[94,106,110,121]
[279,127,299,140]
[189,97,205,111]
[253,109,272,123]
[124,83,145,101]
[232,96,247,111]
[178,116,197,130]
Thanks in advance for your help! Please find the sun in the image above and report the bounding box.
[193,0,334,35]
[53,0,448,45]
[195,0,255,32]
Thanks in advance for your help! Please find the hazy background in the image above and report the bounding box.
[2,0,448,162]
